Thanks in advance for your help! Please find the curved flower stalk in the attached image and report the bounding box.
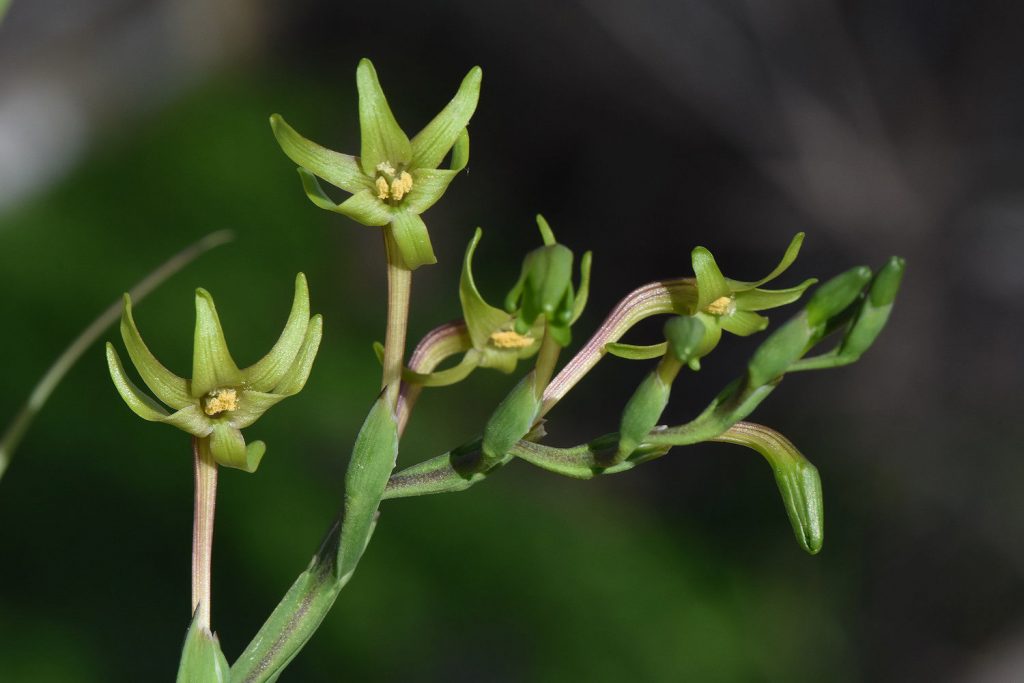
[270,59,482,270]
[105,274,322,472]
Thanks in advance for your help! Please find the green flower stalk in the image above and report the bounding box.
[105,273,322,473]
[270,59,482,270]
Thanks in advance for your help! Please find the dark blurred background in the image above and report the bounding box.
[1,0,1022,680]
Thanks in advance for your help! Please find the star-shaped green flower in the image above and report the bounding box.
[270,59,482,270]
[689,233,817,358]
[105,274,322,472]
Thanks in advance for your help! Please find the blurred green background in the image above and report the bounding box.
[1,1,1022,681]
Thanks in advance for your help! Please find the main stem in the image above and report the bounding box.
[192,436,218,630]
[382,229,412,409]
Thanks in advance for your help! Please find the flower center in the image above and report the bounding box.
[705,296,734,316]
[203,388,238,416]
[374,161,413,202]
[489,330,535,349]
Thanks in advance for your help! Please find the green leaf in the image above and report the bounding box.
[176,612,230,683]
[691,247,731,312]
[727,233,806,291]
[482,371,542,466]
[269,115,370,193]
[191,289,242,398]
[120,295,192,409]
[389,211,437,270]
[245,274,312,392]
[714,422,824,554]
[338,392,399,578]
[411,66,482,170]
[459,228,514,348]
[356,59,412,176]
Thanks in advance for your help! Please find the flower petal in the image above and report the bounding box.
[106,343,171,421]
[244,273,311,392]
[228,390,286,429]
[192,289,242,398]
[403,167,459,215]
[604,341,667,360]
[269,114,371,193]
[389,211,437,270]
[720,310,770,336]
[119,295,192,409]
[297,170,393,226]
[402,351,480,387]
[459,228,514,349]
[728,233,805,291]
[208,425,265,472]
[356,59,412,175]
[160,405,213,437]
[270,314,323,396]
[410,66,482,170]
[570,251,593,324]
[691,247,732,312]
[734,278,817,311]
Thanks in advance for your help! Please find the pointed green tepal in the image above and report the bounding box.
[460,228,514,349]
[691,247,731,312]
[192,289,242,398]
[356,59,412,177]
[176,611,230,683]
[411,66,482,170]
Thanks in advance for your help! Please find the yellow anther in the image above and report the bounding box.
[375,176,390,200]
[390,171,414,201]
[376,161,396,175]
[705,296,733,316]
[489,330,535,349]
[203,388,238,416]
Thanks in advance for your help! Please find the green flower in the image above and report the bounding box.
[105,274,322,472]
[461,223,591,372]
[270,58,482,270]
[689,233,817,359]
[502,216,591,348]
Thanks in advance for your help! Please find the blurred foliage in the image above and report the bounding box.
[1,74,862,681]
